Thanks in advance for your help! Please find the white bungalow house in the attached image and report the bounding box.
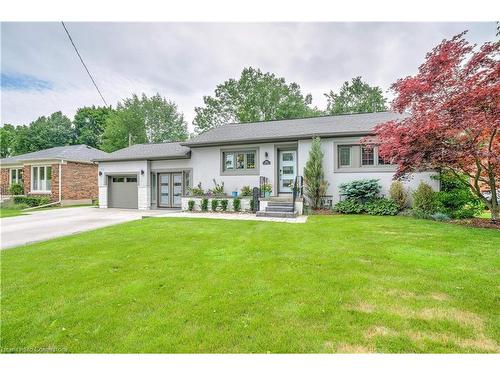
[93,112,439,215]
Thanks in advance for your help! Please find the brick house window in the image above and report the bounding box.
[10,168,23,185]
[31,165,52,192]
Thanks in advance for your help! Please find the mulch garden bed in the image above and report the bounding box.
[451,218,500,230]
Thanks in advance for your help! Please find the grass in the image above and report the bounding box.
[0,207,25,218]
[1,215,499,353]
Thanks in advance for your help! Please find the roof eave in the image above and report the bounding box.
[182,131,373,148]
[93,153,191,163]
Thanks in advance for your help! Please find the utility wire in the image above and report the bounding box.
[61,21,108,106]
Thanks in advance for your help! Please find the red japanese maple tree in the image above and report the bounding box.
[373,32,499,221]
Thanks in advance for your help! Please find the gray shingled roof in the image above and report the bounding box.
[183,111,406,147]
[1,144,109,165]
[93,142,191,162]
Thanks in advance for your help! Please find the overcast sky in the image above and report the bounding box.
[1,22,496,132]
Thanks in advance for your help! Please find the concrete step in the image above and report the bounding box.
[256,210,298,218]
[267,201,294,207]
[265,206,294,212]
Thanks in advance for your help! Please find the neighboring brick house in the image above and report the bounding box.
[0,145,108,205]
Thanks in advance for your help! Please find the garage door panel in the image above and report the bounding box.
[109,175,138,209]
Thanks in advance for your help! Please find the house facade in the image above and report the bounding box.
[0,145,108,205]
[95,112,439,210]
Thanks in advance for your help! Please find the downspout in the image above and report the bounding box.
[23,161,62,211]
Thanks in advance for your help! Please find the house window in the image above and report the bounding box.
[361,147,375,166]
[183,170,191,195]
[223,150,257,172]
[338,146,352,167]
[31,166,52,192]
[10,168,23,185]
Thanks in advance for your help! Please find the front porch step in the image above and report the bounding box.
[266,201,294,207]
[265,205,294,213]
[256,210,298,218]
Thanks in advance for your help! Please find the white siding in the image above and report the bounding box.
[298,137,439,203]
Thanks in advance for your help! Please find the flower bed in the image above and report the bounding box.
[181,196,253,212]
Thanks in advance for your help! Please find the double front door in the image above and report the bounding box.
[158,172,183,208]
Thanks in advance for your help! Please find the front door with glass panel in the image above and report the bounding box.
[158,172,183,208]
[279,150,297,193]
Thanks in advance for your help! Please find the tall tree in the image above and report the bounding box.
[303,137,328,210]
[73,106,114,149]
[0,124,16,158]
[372,32,499,221]
[6,112,74,155]
[325,76,387,115]
[101,93,188,152]
[193,67,319,133]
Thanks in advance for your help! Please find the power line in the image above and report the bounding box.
[61,21,108,106]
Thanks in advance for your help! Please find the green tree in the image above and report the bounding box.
[0,124,16,158]
[325,76,387,115]
[303,137,328,210]
[73,106,114,149]
[193,67,319,133]
[102,93,188,152]
[7,112,74,155]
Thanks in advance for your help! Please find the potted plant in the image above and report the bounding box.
[262,183,272,198]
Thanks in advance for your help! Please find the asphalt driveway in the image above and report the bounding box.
[1,207,155,250]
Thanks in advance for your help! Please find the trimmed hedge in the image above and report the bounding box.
[333,197,398,216]
[13,196,50,207]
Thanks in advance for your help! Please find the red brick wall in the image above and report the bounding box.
[2,162,98,201]
[60,162,99,200]
[23,165,31,196]
[0,169,10,195]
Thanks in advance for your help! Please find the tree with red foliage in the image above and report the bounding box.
[372,32,499,221]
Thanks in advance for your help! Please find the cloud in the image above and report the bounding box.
[1,73,53,91]
[1,22,496,131]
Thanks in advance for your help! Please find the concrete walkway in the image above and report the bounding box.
[147,211,309,223]
[1,207,168,250]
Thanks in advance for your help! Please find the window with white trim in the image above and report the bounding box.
[338,146,352,167]
[10,168,23,185]
[223,150,257,172]
[31,165,52,192]
[361,146,375,166]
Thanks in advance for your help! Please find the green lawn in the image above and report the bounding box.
[1,215,499,353]
[0,207,25,218]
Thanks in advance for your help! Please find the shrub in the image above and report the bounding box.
[233,198,241,212]
[364,198,399,216]
[210,179,225,197]
[211,199,219,211]
[262,183,272,195]
[220,199,228,211]
[13,195,50,207]
[249,199,255,211]
[389,181,409,211]
[201,198,209,211]
[434,172,483,219]
[304,137,328,209]
[333,198,365,214]
[8,183,24,195]
[240,186,253,196]
[431,212,451,222]
[189,182,205,196]
[413,182,438,214]
[188,199,195,211]
[339,179,381,202]
[410,209,433,220]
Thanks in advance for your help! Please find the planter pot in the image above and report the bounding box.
[265,192,271,197]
